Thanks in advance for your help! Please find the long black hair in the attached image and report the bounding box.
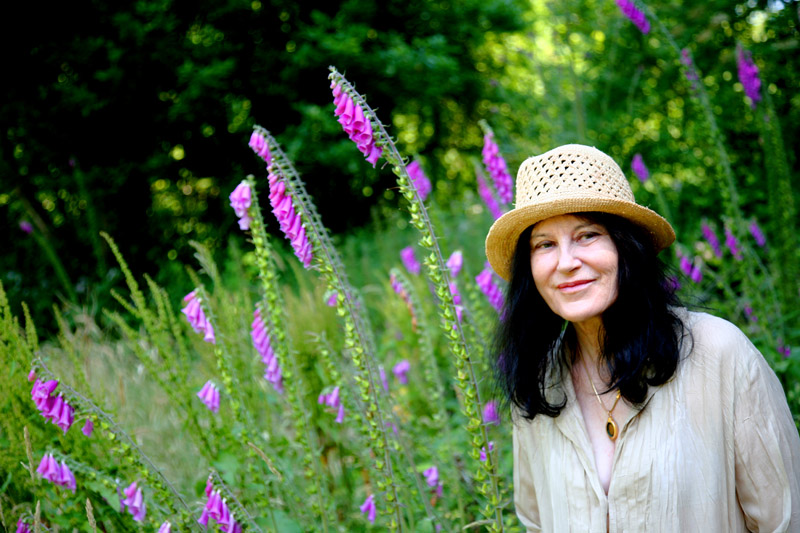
[494,212,689,420]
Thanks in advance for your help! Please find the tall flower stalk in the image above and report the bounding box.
[330,66,505,531]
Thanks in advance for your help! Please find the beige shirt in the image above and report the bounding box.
[513,311,800,532]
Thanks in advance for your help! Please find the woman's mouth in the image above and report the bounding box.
[557,280,594,292]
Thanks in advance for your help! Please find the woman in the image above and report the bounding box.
[484,144,800,532]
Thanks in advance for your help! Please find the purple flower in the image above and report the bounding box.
[37,454,74,490]
[778,340,791,359]
[181,291,216,344]
[379,365,389,392]
[665,275,681,293]
[736,45,761,109]
[326,291,338,307]
[158,521,172,533]
[359,494,377,523]
[267,172,313,268]
[615,0,650,34]
[392,360,410,384]
[82,418,94,437]
[678,254,702,283]
[631,153,649,183]
[28,369,36,381]
[423,466,443,497]
[318,386,345,423]
[249,130,272,164]
[229,181,252,231]
[16,519,31,533]
[446,251,463,278]
[31,379,75,434]
[407,160,432,202]
[483,400,500,425]
[331,81,383,168]
[481,132,513,204]
[121,481,146,522]
[724,227,743,261]
[197,381,220,414]
[680,49,700,89]
[19,221,33,235]
[400,246,421,275]
[200,489,242,533]
[480,441,495,461]
[477,171,504,220]
[251,308,284,393]
[476,267,504,312]
[744,305,757,323]
[702,222,723,258]
[748,220,766,247]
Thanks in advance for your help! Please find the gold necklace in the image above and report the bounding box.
[580,360,622,441]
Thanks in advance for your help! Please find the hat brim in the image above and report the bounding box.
[485,197,675,281]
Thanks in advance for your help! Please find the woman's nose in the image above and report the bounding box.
[556,243,581,272]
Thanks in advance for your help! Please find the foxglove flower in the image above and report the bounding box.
[480,441,495,461]
[778,341,791,358]
[28,369,36,381]
[392,360,410,384]
[631,153,649,183]
[483,400,500,425]
[266,171,313,268]
[197,381,220,414]
[407,160,432,201]
[702,222,723,258]
[251,308,284,393]
[446,250,463,278]
[736,46,761,108]
[360,494,377,523]
[724,227,743,261]
[423,466,443,497]
[615,0,650,34]
[678,254,702,283]
[477,172,504,220]
[680,49,700,90]
[744,305,757,323]
[200,488,241,532]
[31,379,75,434]
[158,521,172,533]
[249,130,272,164]
[82,419,94,437]
[476,266,504,312]
[121,481,146,522]
[331,81,382,167]
[325,291,338,307]
[748,220,766,247]
[36,454,61,485]
[390,272,418,327]
[449,281,464,323]
[318,386,345,423]
[229,181,252,230]
[482,132,513,204]
[16,519,31,533]
[59,460,76,491]
[181,290,216,344]
[19,221,33,235]
[400,246,421,275]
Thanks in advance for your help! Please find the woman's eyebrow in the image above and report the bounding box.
[530,222,597,240]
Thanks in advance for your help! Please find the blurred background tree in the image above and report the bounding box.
[1,0,798,327]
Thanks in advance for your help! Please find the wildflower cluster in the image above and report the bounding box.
[678,253,702,284]
[121,481,146,522]
[318,386,345,423]
[702,222,723,258]
[36,453,76,491]
[360,494,377,523]
[423,466,443,497]
[631,153,649,183]
[251,307,284,393]
[181,290,216,343]
[248,129,272,164]
[615,0,650,34]
[736,45,761,108]
[480,441,495,462]
[476,266,504,313]
[400,246,421,275]
[197,381,220,414]
[331,80,382,166]
[200,484,242,533]
[267,168,313,268]
[680,49,700,90]
[390,270,418,328]
[16,519,31,533]
[477,170,504,220]
[748,220,766,248]
[724,227,743,261]
[229,181,252,230]
[392,360,410,384]
[481,130,513,204]
[407,160,432,202]
[31,378,75,434]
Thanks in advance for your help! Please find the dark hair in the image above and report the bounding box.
[493,212,689,420]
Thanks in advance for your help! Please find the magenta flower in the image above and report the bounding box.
[778,340,791,359]
[326,291,338,307]
[406,160,432,201]
[229,181,252,230]
[331,81,383,167]
[481,132,513,204]
[480,441,495,461]
[121,481,146,522]
[19,221,33,235]
[449,281,464,323]
[631,153,649,183]
[31,379,75,434]
[28,369,36,381]
[678,254,702,283]
[249,129,272,164]
[400,246,421,275]
[379,365,389,392]
[477,172,504,220]
[200,488,241,532]
[744,305,757,323]
[736,45,761,109]
[680,49,700,89]
[266,172,313,268]
[748,220,766,247]
[446,250,463,278]
[701,222,723,258]
[476,266,504,312]
[359,494,377,523]
[423,466,443,497]
[158,521,172,533]
[392,360,410,384]
[251,308,284,393]
[318,386,344,423]
[197,381,220,414]
[615,0,650,34]
[36,454,75,490]
[483,400,500,425]
[724,227,743,261]
[82,418,94,437]
[16,519,31,533]
[181,290,216,344]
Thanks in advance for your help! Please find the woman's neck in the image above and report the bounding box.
[572,317,604,366]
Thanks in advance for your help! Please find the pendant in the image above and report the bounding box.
[606,416,618,441]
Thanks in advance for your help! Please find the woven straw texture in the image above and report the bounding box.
[485,144,675,281]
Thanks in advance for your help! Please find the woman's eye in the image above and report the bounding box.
[578,232,599,241]
[533,241,554,250]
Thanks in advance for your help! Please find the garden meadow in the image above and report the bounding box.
[2,1,798,532]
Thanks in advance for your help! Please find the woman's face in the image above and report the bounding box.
[529,214,619,328]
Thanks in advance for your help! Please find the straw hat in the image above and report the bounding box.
[485,144,675,281]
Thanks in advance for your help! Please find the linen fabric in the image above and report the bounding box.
[513,310,800,532]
